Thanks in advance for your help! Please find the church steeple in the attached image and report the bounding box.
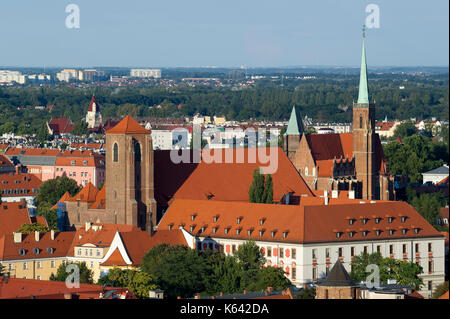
[286,105,304,135]
[357,28,369,105]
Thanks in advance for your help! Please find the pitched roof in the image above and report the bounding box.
[87,95,99,112]
[48,118,72,135]
[158,199,443,244]
[0,231,75,261]
[439,291,449,299]
[0,173,42,197]
[285,106,304,135]
[0,154,14,168]
[171,147,313,203]
[106,116,150,134]
[67,183,98,203]
[317,260,356,287]
[423,165,449,176]
[0,202,34,236]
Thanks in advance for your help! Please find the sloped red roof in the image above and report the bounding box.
[0,154,14,168]
[101,248,127,266]
[172,147,313,202]
[439,291,449,299]
[0,202,33,236]
[49,118,72,135]
[0,173,42,197]
[87,95,99,112]
[158,199,443,244]
[67,182,98,203]
[106,116,150,134]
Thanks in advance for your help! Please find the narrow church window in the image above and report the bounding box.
[359,115,363,129]
[134,142,142,162]
[113,143,119,162]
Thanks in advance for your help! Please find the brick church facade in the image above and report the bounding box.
[283,37,394,201]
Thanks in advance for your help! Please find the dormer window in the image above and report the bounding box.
[414,228,420,234]
[224,228,229,235]
[349,231,355,238]
[362,231,368,237]
[362,218,368,225]
[349,219,355,225]
[375,230,381,236]
[389,229,394,236]
[191,214,196,221]
[271,231,276,238]
[375,218,381,224]
[282,231,288,239]
[213,215,219,223]
[402,228,407,235]
[201,226,206,233]
[388,217,394,223]
[336,232,342,238]
[259,230,264,237]
[168,224,173,230]
[237,217,242,224]
[247,229,252,236]
[259,218,265,226]
[401,216,407,223]
[190,225,196,232]
[236,228,241,235]
[212,227,217,234]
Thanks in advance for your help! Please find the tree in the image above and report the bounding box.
[350,252,424,290]
[50,262,94,284]
[234,240,266,289]
[97,267,159,299]
[394,121,417,139]
[71,121,89,136]
[432,281,448,299]
[17,223,51,234]
[296,287,316,299]
[37,121,51,143]
[410,192,447,227]
[36,176,80,208]
[203,254,243,295]
[140,244,209,298]
[249,169,273,203]
[247,266,292,292]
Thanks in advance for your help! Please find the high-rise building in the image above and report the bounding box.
[130,69,161,78]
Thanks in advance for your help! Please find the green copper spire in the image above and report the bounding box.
[357,36,369,104]
[285,106,304,135]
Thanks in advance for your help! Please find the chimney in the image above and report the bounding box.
[219,292,223,296]
[85,222,91,232]
[50,230,55,240]
[13,232,22,244]
[15,166,20,174]
[324,190,329,205]
[349,190,355,199]
[243,290,247,294]
[34,231,40,242]
[211,296,215,299]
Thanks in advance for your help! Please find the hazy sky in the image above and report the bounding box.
[0,0,448,67]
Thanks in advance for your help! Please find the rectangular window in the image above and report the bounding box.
[312,267,317,280]
[292,267,296,280]
[267,247,272,257]
[363,246,368,254]
[292,248,296,259]
[280,248,284,258]
[338,248,343,258]
[415,243,420,253]
[51,261,55,268]
[37,261,41,269]
[8,264,13,271]
[428,281,433,291]
[428,243,432,253]
[389,245,394,255]
[428,260,433,274]
[312,249,317,259]
[232,245,236,254]
[37,276,41,280]
[23,262,27,270]
[350,247,355,257]
[326,248,330,258]
[377,245,381,253]
[403,244,407,254]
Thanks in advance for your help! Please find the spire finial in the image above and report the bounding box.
[362,24,366,38]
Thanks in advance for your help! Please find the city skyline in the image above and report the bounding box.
[0,0,448,68]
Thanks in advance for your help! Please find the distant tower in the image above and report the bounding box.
[86,95,103,129]
[283,106,305,160]
[353,28,376,200]
[105,116,157,234]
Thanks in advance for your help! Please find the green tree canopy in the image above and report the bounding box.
[97,267,159,299]
[249,169,273,203]
[50,261,94,284]
[394,121,417,139]
[350,252,424,290]
[17,223,52,234]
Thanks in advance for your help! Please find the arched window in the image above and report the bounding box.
[113,143,118,162]
[359,115,363,129]
[134,141,141,162]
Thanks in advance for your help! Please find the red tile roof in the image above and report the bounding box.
[0,231,75,261]
[0,202,35,236]
[67,182,98,203]
[0,278,134,299]
[0,155,14,168]
[87,95,99,112]
[158,199,443,244]
[106,116,150,134]
[439,291,449,299]
[48,117,73,135]
[0,173,42,197]
[172,147,313,203]
[4,148,59,157]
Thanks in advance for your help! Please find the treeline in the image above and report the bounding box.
[0,75,448,136]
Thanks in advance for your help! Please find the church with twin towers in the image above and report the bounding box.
[283,34,394,201]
